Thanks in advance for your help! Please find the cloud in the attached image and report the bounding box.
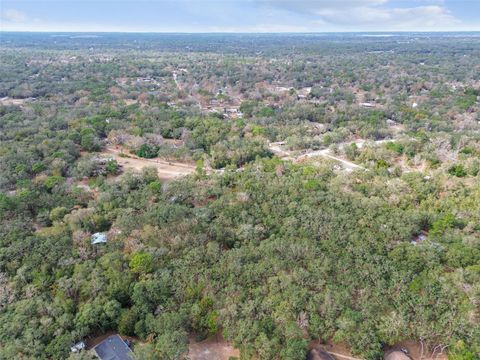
[258,0,462,31]
[2,9,28,23]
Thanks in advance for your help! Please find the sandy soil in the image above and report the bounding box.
[124,99,138,106]
[308,340,449,360]
[0,97,31,106]
[188,335,240,360]
[102,147,195,182]
[269,142,366,171]
[386,340,448,360]
[309,341,361,360]
[269,139,408,172]
[299,149,365,171]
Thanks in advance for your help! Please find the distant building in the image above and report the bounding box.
[360,102,375,108]
[91,232,107,245]
[93,335,132,360]
[223,108,243,118]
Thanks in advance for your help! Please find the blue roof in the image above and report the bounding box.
[94,335,132,360]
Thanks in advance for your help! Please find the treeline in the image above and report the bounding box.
[1,159,479,359]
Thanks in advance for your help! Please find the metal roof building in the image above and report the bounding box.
[93,334,132,360]
[91,232,107,245]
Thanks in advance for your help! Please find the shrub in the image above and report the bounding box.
[130,252,154,274]
[448,164,467,177]
[137,144,158,159]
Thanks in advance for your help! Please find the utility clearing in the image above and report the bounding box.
[101,147,196,181]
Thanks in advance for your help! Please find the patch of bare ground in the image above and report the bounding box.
[397,156,427,173]
[0,97,32,106]
[309,341,360,360]
[386,340,448,360]
[74,178,100,199]
[162,138,184,146]
[309,340,448,360]
[101,147,196,182]
[188,334,240,360]
[124,99,138,106]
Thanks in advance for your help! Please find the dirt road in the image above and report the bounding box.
[0,97,32,106]
[268,141,368,171]
[300,148,366,171]
[102,147,195,181]
[172,71,180,88]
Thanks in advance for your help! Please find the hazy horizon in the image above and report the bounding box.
[2,30,480,34]
[1,0,479,33]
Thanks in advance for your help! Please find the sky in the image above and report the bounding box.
[1,0,479,33]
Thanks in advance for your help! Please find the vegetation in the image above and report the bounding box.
[0,32,479,359]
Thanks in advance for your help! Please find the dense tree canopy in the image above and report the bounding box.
[0,33,479,359]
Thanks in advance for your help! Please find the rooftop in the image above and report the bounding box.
[93,335,132,360]
[91,232,107,245]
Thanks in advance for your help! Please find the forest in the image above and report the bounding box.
[0,32,479,360]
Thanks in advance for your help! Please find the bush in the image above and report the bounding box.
[448,164,467,177]
[130,252,154,274]
[50,206,69,222]
[137,144,158,159]
[105,159,120,174]
[386,142,404,155]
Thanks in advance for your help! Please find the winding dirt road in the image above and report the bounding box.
[269,141,366,171]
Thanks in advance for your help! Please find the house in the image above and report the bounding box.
[91,232,107,245]
[93,335,132,360]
